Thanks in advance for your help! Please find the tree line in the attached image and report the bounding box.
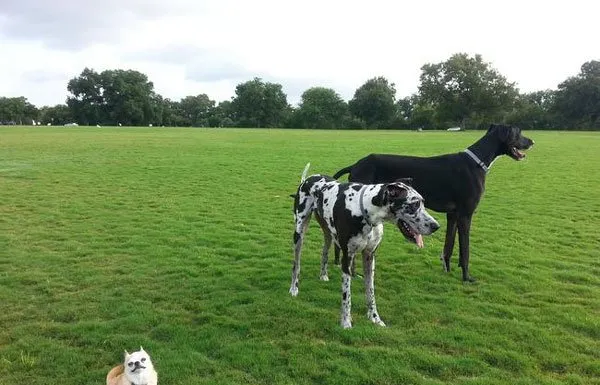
[1,53,599,130]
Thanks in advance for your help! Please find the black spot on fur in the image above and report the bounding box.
[351,184,362,191]
[294,188,306,213]
[316,190,325,217]
[371,187,385,207]
[343,292,347,301]
[293,232,300,244]
[333,183,365,273]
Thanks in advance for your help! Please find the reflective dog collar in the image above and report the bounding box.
[464,149,489,173]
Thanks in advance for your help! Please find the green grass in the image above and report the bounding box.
[1,127,599,385]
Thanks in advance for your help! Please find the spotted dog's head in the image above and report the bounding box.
[487,124,534,161]
[381,180,439,248]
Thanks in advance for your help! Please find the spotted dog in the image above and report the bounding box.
[289,163,440,329]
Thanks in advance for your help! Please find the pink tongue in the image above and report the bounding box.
[415,234,424,248]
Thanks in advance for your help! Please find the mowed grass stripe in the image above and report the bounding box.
[0,127,599,385]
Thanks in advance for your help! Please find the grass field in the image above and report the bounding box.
[1,127,599,385]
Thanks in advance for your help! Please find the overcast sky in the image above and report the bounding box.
[0,0,598,107]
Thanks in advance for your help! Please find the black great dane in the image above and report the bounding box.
[333,124,534,282]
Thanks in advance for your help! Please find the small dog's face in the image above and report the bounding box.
[383,182,439,247]
[124,347,153,376]
[489,124,534,160]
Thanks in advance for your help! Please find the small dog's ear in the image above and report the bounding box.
[140,346,145,352]
[384,183,407,202]
[124,350,130,359]
[395,177,413,186]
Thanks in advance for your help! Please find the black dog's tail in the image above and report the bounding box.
[333,164,353,180]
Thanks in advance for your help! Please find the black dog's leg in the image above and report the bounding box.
[441,212,458,272]
[457,214,476,283]
[334,244,358,277]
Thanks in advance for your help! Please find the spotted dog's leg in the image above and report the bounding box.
[315,214,332,281]
[341,270,353,329]
[290,211,312,296]
[340,249,354,328]
[363,249,385,326]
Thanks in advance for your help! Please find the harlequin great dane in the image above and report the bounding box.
[333,124,534,283]
[289,163,439,329]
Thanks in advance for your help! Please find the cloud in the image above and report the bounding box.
[1,0,599,108]
[0,0,195,50]
[21,69,69,83]
[125,44,252,83]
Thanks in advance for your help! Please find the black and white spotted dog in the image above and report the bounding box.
[289,163,440,328]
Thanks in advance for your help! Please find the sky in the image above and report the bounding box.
[0,0,598,107]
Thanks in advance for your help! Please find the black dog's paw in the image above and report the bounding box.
[462,276,477,284]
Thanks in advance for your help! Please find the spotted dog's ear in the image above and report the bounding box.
[384,183,408,203]
[394,177,413,187]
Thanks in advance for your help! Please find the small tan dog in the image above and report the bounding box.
[106,347,158,385]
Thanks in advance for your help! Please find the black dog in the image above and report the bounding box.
[333,124,534,282]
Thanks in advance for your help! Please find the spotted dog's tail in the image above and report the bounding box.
[289,163,311,199]
[300,162,311,183]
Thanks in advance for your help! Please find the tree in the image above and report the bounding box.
[209,100,235,127]
[231,78,289,128]
[100,69,157,126]
[348,76,396,129]
[552,60,600,129]
[178,94,216,127]
[0,97,39,124]
[39,104,73,125]
[294,87,348,129]
[66,68,157,125]
[506,90,556,129]
[66,68,104,125]
[418,53,518,129]
[389,95,419,129]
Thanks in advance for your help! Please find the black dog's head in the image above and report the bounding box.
[487,124,534,161]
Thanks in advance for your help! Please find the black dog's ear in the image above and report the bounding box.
[395,177,413,187]
[384,183,408,203]
[488,123,513,142]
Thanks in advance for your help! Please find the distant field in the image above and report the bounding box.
[1,127,599,385]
